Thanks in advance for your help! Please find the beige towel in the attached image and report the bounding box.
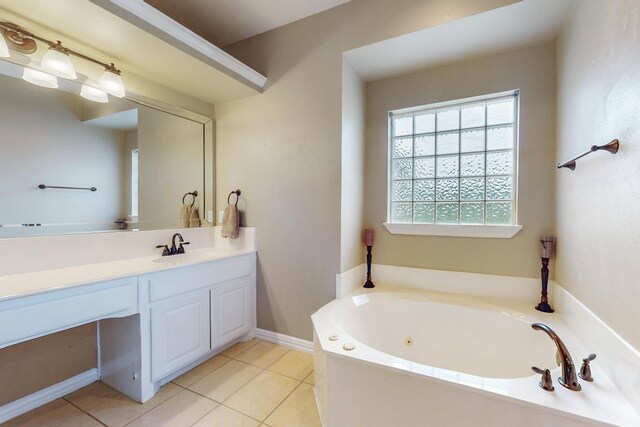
[221,204,239,239]
[179,204,190,228]
[189,206,201,228]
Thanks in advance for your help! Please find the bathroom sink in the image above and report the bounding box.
[152,250,221,265]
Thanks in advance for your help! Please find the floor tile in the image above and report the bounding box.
[235,341,289,368]
[303,371,314,385]
[126,389,217,426]
[268,350,314,380]
[64,381,119,412]
[193,404,260,427]
[3,398,102,427]
[224,370,299,421]
[264,383,322,427]
[81,382,181,427]
[222,338,261,358]
[189,359,262,403]
[172,354,231,388]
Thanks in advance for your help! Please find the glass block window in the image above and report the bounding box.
[389,91,518,225]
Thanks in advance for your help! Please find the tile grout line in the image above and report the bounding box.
[259,379,306,425]
[63,397,109,427]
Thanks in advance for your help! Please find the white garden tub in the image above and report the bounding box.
[311,286,640,427]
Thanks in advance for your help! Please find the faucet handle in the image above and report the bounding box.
[532,366,554,391]
[156,244,170,256]
[177,241,190,254]
[578,353,596,382]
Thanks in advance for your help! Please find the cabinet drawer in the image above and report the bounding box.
[0,278,137,349]
[147,256,252,303]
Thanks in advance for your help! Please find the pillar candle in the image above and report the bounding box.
[364,229,374,246]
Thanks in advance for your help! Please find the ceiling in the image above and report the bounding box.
[345,0,576,82]
[144,0,351,47]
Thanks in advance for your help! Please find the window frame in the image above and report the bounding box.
[384,90,522,238]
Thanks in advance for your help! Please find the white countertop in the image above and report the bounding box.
[0,248,255,303]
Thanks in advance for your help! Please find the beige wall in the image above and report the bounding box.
[556,0,640,349]
[365,43,557,278]
[138,106,204,228]
[217,0,516,340]
[0,74,128,228]
[0,324,96,406]
[340,59,366,272]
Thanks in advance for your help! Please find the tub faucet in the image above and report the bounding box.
[531,323,581,391]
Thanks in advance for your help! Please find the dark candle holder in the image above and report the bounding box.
[535,257,554,313]
[363,245,374,288]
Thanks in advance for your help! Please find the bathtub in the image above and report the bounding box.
[311,286,640,427]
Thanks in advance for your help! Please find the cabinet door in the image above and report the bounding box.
[151,289,210,381]
[211,277,252,349]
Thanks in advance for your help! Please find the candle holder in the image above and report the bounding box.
[363,229,374,288]
[535,236,555,313]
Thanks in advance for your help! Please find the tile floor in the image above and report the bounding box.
[6,339,321,427]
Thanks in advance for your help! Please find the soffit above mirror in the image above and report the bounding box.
[143,0,352,47]
[0,0,266,106]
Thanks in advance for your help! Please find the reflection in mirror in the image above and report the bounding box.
[0,60,214,238]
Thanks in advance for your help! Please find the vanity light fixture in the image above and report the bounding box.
[80,81,108,103]
[0,31,9,57]
[0,20,125,99]
[22,66,58,89]
[41,41,77,80]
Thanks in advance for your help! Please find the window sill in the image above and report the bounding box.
[383,222,523,238]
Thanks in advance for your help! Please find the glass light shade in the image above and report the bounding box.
[80,83,108,103]
[22,67,58,89]
[0,34,9,58]
[41,48,77,79]
[99,69,125,98]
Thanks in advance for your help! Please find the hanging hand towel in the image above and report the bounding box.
[179,204,191,228]
[221,204,239,239]
[189,205,201,228]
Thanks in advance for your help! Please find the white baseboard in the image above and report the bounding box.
[0,368,98,423]
[256,328,313,353]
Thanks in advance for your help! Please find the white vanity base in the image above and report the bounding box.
[0,227,257,423]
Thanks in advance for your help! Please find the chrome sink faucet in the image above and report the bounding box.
[531,323,581,391]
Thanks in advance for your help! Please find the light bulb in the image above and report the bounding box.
[22,67,58,88]
[81,82,108,103]
[41,46,77,79]
[99,68,125,98]
[0,34,9,58]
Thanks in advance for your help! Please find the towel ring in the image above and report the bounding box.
[182,190,198,207]
[227,189,241,206]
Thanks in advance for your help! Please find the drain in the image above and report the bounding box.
[405,337,414,346]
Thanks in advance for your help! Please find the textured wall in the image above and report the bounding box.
[217,0,516,340]
[556,0,640,349]
[364,43,557,278]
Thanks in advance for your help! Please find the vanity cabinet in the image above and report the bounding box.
[143,254,255,383]
[211,277,252,348]
[151,289,210,381]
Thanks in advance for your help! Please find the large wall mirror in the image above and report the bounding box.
[0,58,214,238]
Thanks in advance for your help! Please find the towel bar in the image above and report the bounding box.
[557,139,619,170]
[39,184,97,191]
